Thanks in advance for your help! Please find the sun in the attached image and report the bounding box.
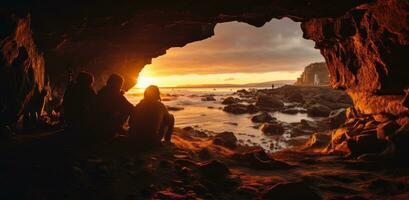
[136,75,156,89]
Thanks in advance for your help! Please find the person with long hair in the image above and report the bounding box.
[129,85,174,146]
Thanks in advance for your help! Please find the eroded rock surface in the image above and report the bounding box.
[0,15,45,126]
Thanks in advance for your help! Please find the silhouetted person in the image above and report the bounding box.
[93,74,133,139]
[62,71,96,131]
[129,85,174,146]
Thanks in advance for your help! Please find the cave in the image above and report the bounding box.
[1,0,409,199]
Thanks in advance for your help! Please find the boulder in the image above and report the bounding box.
[199,160,231,178]
[251,112,275,123]
[376,121,399,140]
[304,133,331,149]
[223,103,258,114]
[261,123,285,135]
[286,92,304,103]
[345,107,358,120]
[222,97,240,105]
[373,114,393,123]
[387,122,409,158]
[201,96,216,101]
[347,133,387,156]
[328,108,346,128]
[307,104,331,117]
[256,94,284,110]
[263,181,321,200]
[213,132,238,148]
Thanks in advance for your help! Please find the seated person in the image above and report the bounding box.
[62,71,96,131]
[93,74,133,139]
[129,85,174,146]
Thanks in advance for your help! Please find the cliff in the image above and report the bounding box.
[295,62,329,86]
[302,0,409,117]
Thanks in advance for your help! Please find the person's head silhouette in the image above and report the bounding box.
[144,85,161,101]
[107,74,124,92]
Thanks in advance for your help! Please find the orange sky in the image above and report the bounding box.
[136,18,324,88]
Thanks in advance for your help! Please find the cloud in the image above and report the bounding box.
[148,18,324,76]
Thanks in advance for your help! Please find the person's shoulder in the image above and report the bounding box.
[157,101,168,111]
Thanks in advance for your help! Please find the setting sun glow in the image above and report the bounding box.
[134,64,301,89]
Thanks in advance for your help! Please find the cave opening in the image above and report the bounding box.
[1,0,409,199]
[126,18,346,152]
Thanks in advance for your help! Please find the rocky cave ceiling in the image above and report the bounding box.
[2,0,372,88]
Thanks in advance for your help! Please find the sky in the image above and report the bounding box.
[136,18,324,88]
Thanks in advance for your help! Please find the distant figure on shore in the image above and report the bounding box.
[129,85,174,146]
[93,74,133,139]
[63,71,96,131]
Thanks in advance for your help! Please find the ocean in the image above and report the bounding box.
[125,87,316,151]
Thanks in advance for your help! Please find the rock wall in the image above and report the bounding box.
[0,15,45,126]
[2,0,371,90]
[295,62,329,86]
[302,0,409,117]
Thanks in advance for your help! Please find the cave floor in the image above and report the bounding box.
[1,129,409,200]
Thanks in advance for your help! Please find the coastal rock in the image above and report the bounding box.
[291,119,321,137]
[328,108,347,129]
[198,160,231,178]
[307,104,332,117]
[376,121,399,140]
[213,132,238,148]
[261,123,285,135]
[251,112,275,123]
[286,92,304,103]
[304,133,331,150]
[223,104,258,114]
[346,107,359,120]
[256,94,284,110]
[302,0,409,117]
[222,97,240,105]
[347,133,387,156]
[295,62,329,86]
[201,96,216,101]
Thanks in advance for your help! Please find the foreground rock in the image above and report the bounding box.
[201,95,216,101]
[307,104,332,117]
[261,123,285,135]
[251,112,275,123]
[213,132,238,148]
[223,103,258,114]
[222,97,241,105]
[328,108,346,128]
[256,94,284,111]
